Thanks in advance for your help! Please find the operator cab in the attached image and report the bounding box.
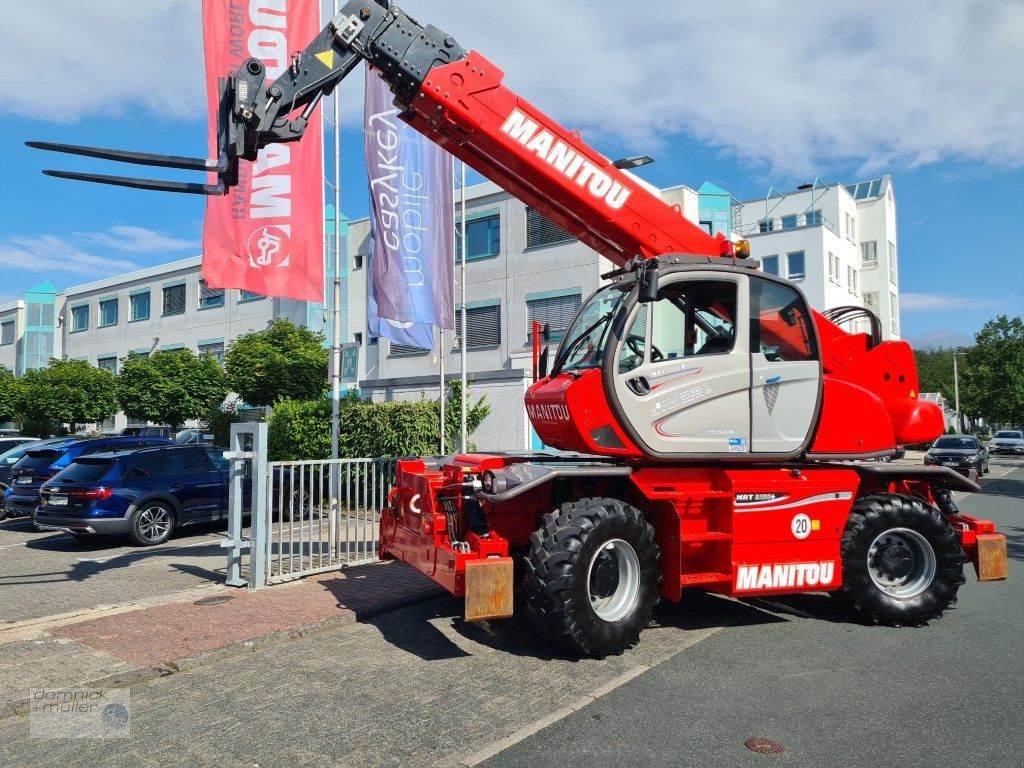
[535,262,822,460]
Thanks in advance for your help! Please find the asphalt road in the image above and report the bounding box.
[486,456,1024,768]
[0,516,233,625]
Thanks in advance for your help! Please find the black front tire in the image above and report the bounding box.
[834,494,965,626]
[521,497,661,658]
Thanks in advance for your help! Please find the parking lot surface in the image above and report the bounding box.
[0,457,1019,768]
[0,517,233,625]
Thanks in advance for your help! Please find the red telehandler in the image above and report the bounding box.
[31,1,1007,657]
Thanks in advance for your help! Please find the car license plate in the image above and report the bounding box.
[15,476,32,485]
[49,495,68,507]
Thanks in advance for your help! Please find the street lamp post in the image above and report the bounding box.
[952,351,962,433]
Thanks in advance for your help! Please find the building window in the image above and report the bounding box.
[760,255,779,276]
[758,219,774,233]
[353,332,363,346]
[239,290,264,303]
[0,321,14,346]
[527,292,582,343]
[70,305,89,333]
[198,341,225,364]
[162,284,186,316]
[526,208,574,249]
[130,292,151,321]
[99,298,118,327]
[845,213,858,241]
[457,214,501,260]
[864,292,879,313]
[861,241,878,268]
[455,303,501,349]
[97,356,118,374]
[199,280,225,309]
[889,291,899,333]
[805,209,822,226]
[780,214,798,231]
[848,266,859,294]
[353,254,364,270]
[828,252,840,284]
[888,241,898,284]
[786,251,805,281]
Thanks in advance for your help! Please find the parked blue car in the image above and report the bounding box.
[3,436,171,520]
[34,445,232,546]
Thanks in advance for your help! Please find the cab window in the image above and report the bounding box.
[750,278,817,362]
[650,280,737,360]
[618,306,649,374]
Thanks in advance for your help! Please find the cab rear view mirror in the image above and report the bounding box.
[638,261,659,303]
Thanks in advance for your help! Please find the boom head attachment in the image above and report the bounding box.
[26,1,440,196]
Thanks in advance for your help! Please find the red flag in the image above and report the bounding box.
[201,0,324,302]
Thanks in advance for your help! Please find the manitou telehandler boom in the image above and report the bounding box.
[31,1,1006,657]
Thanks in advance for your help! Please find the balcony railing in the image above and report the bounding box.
[735,211,838,239]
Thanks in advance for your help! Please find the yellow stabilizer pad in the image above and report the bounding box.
[465,557,514,621]
[975,533,1008,581]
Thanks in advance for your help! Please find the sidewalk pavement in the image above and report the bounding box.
[1,561,445,719]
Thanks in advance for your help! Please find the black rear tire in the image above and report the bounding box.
[521,497,661,658]
[128,503,176,547]
[834,494,965,626]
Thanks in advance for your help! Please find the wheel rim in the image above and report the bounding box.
[586,539,641,622]
[138,506,171,542]
[867,527,937,599]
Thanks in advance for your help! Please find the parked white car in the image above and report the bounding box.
[988,430,1024,456]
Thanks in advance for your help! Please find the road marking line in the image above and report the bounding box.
[457,623,730,768]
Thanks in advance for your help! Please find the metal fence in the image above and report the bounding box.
[224,423,398,589]
[262,458,397,584]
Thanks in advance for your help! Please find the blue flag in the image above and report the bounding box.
[364,68,455,350]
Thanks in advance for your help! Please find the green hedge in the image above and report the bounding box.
[267,382,489,461]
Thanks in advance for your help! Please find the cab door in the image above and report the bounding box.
[748,276,821,455]
[612,273,752,456]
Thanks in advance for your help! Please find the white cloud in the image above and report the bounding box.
[901,293,1000,313]
[0,236,137,277]
[5,1,1023,176]
[77,226,197,253]
[2,1,204,122]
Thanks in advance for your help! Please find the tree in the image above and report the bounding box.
[960,315,1024,426]
[14,360,118,435]
[224,319,329,407]
[118,350,228,430]
[0,365,18,425]
[914,347,957,405]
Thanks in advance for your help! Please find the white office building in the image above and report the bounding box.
[733,176,901,339]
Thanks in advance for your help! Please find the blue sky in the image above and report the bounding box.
[2,0,1022,348]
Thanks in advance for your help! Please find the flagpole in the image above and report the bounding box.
[460,160,468,453]
[442,156,457,456]
[330,0,342,466]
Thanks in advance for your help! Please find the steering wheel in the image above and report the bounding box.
[626,334,665,363]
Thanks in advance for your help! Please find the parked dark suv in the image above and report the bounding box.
[3,436,170,519]
[34,445,233,546]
